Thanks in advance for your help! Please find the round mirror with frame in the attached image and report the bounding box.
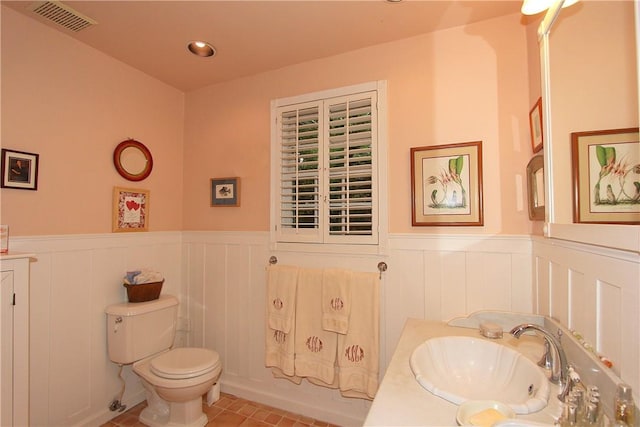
[113,139,153,181]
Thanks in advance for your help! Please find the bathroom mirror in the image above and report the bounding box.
[113,139,153,181]
[527,155,545,221]
[540,1,640,251]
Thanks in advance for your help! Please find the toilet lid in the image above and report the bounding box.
[150,348,220,379]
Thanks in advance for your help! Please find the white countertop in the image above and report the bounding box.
[364,318,563,426]
[0,251,36,261]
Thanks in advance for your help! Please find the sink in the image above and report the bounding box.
[409,336,550,414]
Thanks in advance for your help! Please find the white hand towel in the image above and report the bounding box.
[294,268,338,385]
[265,265,300,382]
[337,271,379,400]
[322,268,352,334]
[267,265,298,333]
[265,327,301,383]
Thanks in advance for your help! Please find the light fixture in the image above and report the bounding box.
[521,0,578,15]
[187,41,216,58]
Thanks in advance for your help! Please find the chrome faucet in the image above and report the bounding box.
[510,323,572,402]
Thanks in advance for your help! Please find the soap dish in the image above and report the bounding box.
[456,400,514,426]
[479,321,503,339]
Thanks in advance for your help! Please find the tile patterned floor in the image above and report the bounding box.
[101,392,341,427]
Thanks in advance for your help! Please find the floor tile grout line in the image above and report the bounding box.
[101,392,339,427]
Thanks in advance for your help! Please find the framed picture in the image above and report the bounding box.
[211,177,240,207]
[1,149,39,190]
[526,155,545,221]
[112,187,150,232]
[411,141,483,226]
[572,127,640,224]
[529,97,543,153]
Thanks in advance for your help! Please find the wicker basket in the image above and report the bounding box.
[123,280,164,303]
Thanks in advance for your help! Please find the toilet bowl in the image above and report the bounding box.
[133,348,221,427]
[105,295,223,427]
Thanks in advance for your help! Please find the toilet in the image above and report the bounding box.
[106,295,221,427]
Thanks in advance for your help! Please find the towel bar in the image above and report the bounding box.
[267,256,387,277]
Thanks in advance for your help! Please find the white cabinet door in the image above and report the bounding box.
[1,271,14,426]
[1,254,33,427]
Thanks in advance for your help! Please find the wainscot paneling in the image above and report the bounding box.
[11,232,184,427]
[11,231,534,426]
[9,231,640,425]
[533,236,640,404]
[183,232,533,426]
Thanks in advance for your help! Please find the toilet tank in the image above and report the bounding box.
[105,295,179,364]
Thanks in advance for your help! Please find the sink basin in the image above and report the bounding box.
[409,336,550,414]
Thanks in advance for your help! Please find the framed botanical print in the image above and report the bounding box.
[572,127,639,224]
[411,141,484,226]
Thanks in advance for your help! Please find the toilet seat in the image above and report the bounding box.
[150,348,220,379]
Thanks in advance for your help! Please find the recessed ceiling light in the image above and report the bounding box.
[187,41,216,58]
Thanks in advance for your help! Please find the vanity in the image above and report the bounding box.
[365,312,635,426]
[365,316,562,426]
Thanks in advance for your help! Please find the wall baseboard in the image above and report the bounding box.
[220,377,366,426]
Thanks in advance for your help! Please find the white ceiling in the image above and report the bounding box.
[4,0,523,92]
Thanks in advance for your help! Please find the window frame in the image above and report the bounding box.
[270,81,388,254]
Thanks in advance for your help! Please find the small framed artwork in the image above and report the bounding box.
[211,177,240,207]
[112,187,150,232]
[411,141,484,226]
[1,149,39,190]
[529,97,543,153]
[572,127,640,224]
[526,155,545,221]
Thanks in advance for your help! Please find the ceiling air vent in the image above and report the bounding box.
[27,1,97,32]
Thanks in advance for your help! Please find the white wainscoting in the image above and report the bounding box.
[182,232,534,426]
[11,232,184,427]
[532,236,640,403]
[11,231,594,426]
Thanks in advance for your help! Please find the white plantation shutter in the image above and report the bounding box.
[273,84,382,246]
[277,102,323,242]
[325,94,377,244]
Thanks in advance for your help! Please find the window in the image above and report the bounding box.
[271,82,386,247]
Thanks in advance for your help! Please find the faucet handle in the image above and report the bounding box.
[567,366,581,385]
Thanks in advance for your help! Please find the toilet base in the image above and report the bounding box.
[139,398,208,427]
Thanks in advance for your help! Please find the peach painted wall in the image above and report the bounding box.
[183,12,535,235]
[2,6,537,237]
[1,6,185,236]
